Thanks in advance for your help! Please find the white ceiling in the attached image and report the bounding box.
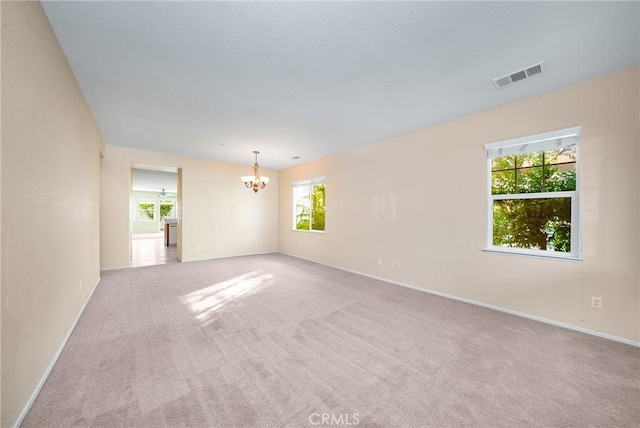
[42,1,639,170]
[132,169,177,194]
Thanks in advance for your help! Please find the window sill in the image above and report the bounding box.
[292,229,325,234]
[483,247,582,262]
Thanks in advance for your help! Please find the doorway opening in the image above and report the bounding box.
[130,163,182,267]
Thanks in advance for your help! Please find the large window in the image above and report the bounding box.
[137,199,156,221]
[159,200,175,220]
[484,127,581,259]
[293,177,326,232]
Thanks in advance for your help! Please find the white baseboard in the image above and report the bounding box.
[100,265,130,271]
[280,252,640,348]
[100,251,280,272]
[182,250,279,264]
[13,277,102,428]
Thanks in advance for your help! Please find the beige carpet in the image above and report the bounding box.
[23,254,639,427]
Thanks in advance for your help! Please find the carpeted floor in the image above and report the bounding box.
[23,253,639,427]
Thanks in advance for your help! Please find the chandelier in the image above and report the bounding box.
[241,151,269,193]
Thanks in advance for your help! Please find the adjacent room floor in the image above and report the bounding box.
[23,254,639,427]
[131,232,178,268]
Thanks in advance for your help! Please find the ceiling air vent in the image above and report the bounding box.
[493,61,544,89]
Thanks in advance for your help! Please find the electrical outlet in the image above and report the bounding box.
[377,258,382,265]
[394,261,400,269]
[591,297,602,309]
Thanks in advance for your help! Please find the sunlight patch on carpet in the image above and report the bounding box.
[179,270,273,323]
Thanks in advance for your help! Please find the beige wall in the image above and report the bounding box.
[101,146,278,269]
[1,2,104,427]
[279,67,640,343]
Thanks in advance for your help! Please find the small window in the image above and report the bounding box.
[293,177,326,232]
[159,200,175,220]
[137,199,156,221]
[484,127,581,259]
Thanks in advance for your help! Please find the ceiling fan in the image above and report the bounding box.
[157,188,176,198]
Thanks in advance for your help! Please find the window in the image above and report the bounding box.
[137,199,156,221]
[293,177,326,232]
[159,200,175,220]
[484,127,581,259]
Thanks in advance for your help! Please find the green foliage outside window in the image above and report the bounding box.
[159,203,174,219]
[491,147,576,252]
[138,202,155,220]
[296,183,325,231]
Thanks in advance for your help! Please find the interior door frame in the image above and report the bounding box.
[129,162,183,265]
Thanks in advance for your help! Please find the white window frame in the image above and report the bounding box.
[483,126,582,260]
[159,199,176,220]
[136,199,157,222]
[292,176,326,233]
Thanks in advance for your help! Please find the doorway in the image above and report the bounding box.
[130,164,182,267]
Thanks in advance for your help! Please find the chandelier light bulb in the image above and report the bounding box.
[241,151,269,193]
